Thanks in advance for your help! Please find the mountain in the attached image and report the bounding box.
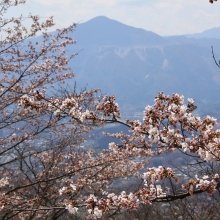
[65,16,220,116]
[185,26,220,39]
[73,16,167,47]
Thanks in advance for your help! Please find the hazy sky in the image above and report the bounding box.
[9,0,220,36]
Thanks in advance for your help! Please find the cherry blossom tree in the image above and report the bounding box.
[78,93,219,219]
[0,1,220,220]
[0,1,153,219]
[0,0,104,219]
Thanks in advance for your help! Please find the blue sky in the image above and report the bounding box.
[9,0,220,36]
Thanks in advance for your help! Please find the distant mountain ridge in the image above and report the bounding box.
[185,26,220,39]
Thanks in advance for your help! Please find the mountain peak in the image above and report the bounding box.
[85,16,112,22]
[74,16,166,46]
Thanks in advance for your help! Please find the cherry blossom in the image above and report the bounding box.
[0,1,219,219]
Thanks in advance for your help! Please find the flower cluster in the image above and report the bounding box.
[85,192,139,218]
[17,90,46,112]
[65,201,78,215]
[83,182,169,217]
[140,92,220,161]
[198,175,217,194]
[96,95,121,119]
[143,166,178,186]
[48,96,98,122]
[182,174,219,195]
[0,177,9,187]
